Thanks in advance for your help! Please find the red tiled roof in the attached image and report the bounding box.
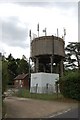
[14,73,28,80]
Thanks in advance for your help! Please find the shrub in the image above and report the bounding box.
[59,71,80,101]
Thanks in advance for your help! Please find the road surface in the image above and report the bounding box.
[4,96,78,118]
[49,107,79,118]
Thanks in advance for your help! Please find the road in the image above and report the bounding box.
[50,107,79,118]
[4,96,78,118]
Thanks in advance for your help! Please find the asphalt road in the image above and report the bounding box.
[53,107,79,118]
[4,96,78,118]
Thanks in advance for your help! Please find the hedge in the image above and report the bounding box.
[59,71,80,101]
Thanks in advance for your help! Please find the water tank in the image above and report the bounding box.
[31,36,65,58]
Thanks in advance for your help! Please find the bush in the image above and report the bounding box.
[59,71,80,101]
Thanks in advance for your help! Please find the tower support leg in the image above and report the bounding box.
[36,57,39,72]
[50,55,54,73]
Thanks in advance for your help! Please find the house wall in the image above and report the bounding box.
[14,76,29,89]
[24,76,29,88]
[30,72,59,93]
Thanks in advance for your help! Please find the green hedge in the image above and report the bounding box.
[59,71,80,101]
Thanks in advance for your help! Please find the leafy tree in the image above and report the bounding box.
[2,53,31,89]
[7,54,18,85]
[16,58,29,74]
[64,42,80,70]
[6,53,15,61]
[59,71,80,101]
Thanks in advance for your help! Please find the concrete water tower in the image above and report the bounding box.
[30,35,65,77]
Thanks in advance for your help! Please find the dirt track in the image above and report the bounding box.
[4,97,78,118]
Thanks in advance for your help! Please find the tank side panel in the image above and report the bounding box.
[31,36,65,57]
[54,39,65,57]
[31,38,52,57]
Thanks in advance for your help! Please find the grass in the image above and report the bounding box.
[14,89,62,100]
[14,89,78,103]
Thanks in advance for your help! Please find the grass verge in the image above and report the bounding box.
[14,89,78,103]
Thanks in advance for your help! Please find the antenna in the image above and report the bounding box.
[63,28,66,40]
[37,23,39,37]
[33,33,37,39]
[43,28,47,36]
[29,29,31,40]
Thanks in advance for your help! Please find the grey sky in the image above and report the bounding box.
[1,17,28,48]
[15,1,77,8]
[0,1,78,58]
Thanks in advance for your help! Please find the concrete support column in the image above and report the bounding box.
[36,57,39,72]
[56,63,59,74]
[60,59,64,77]
[43,64,46,72]
[50,55,54,73]
[34,60,36,72]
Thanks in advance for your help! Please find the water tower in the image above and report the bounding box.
[30,35,65,77]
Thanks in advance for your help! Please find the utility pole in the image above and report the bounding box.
[29,29,32,90]
[29,29,32,56]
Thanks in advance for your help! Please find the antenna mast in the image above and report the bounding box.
[43,28,47,36]
[63,28,66,40]
[37,23,39,37]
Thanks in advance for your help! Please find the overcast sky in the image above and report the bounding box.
[0,0,78,59]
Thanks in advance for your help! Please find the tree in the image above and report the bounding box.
[7,54,18,85]
[2,53,31,88]
[16,58,29,74]
[64,42,80,70]
[59,71,80,101]
[6,53,15,61]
